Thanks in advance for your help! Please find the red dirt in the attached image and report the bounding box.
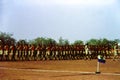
[0,59,120,80]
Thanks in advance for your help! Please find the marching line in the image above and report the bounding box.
[0,67,120,76]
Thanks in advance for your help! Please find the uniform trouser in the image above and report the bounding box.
[15,51,19,60]
[8,50,13,60]
[46,51,50,60]
[85,50,91,59]
[35,51,40,60]
[0,50,3,60]
[28,51,31,60]
[3,50,8,60]
[113,51,118,60]
[31,51,34,60]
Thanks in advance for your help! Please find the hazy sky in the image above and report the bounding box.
[0,0,120,43]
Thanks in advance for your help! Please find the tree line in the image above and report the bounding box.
[0,31,120,47]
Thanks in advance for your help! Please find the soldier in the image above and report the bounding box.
[76,45,80,59]
[0,44,3,60]
[84,44,91,60]
[35,44,41,60]
[58,46,62,60]
[9,44,15,60]
[28,44,36,60]
[103,45,109,59]
[71,45,76,60]
[45,45,51,60]
[69,45,73,60]
[54,45,59,60]
[39,45,44,60]
[15,44,20,60]
[18,44,23,60]
[24,44,29,60]
[50,46,55,60]
[3,44,9,60]
[113,43,119,61]
[79,45,85,59]
[22,44,26,60]
[62,46,66,60]
[28,44,32,60]
[73,45,77,60]
[31,44,35,60]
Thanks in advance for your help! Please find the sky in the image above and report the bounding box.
[0,0,120,43]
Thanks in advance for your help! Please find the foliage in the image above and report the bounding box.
[87,38,110,45]
[0,31,120,46]
[73,40,84,45]
[58,37,69,45]
[29,37,56,46]
[0,32,16,45]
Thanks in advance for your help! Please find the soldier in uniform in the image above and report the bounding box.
[35,44,41,60]
[71,45,75,60]
[15,44,20,60]
[3,44,9,60]
[78,45,85,59]
[52,45,59,60]
[58,45,63,60]
[62,46,66,60]
[84,44,91,60]
[28,44,32,60]
[76,45,80,59]
[9,44,15,60]
[55,45,59,60]
[24,44,29,60]
[113,43,119,61]
[28,44,34,60]
[45,45,51,60]
[41,45,46,60]
[18,44,23,60]
[65,45,70,60]
[0,44,3,60]
[31,44,35,60]
[73,45,77,60]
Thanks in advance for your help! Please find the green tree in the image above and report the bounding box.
[46,38,56,46]
[114,39,120,44]
[58,37,69,45]
[87,39,98,45]
[29,37,46,46]
[0,32,16,45]
[101,38,109,45]
[58,37,64,45]
[29,37,57,46]
[64,39,70,45]
[73,40,84,45]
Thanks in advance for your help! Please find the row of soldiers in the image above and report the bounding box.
[0,43,117,61]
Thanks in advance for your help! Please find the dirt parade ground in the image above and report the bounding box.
[0,59,120,80]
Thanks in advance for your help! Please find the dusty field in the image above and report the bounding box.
[0,59,120,80]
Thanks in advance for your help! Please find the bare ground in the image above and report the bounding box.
[0,59,120,80]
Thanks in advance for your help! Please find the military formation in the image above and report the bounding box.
[0,43,117,61]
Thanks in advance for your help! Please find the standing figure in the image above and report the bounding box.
[0,45,3,60]
[31,44,35,60]
[35,44,41,60]
[3,45,9,60]
[16,44,20,60]
[113,43,119,61]
[9,44,15,60]
[46,45,51,60]
[28,44,32,60]
[24,44,29,60]
[84,44,91,60]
